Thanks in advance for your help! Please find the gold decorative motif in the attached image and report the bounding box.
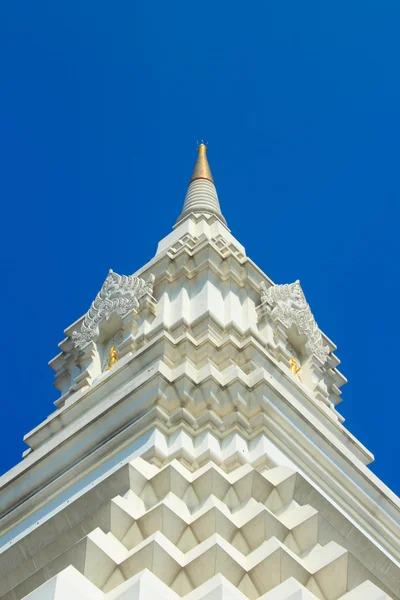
[289,357,300,375]
[190,143,214,184]
[107,346,118,371]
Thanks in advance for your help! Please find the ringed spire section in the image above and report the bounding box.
[175,143,227,226]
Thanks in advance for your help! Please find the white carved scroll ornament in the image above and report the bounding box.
[260,280,329,364]
[72,270,155,349]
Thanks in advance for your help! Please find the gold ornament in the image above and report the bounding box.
[189,143,214,184]
[107,346,118,371]
[289,357,300,375]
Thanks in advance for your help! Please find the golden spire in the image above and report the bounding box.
[175,142,227,227]
[189,143,214,184]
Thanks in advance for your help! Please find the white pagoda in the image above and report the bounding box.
[0,145,399,600]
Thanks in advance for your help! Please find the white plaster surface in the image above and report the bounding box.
[0,174,399,600]
[176,178,226,226]
[0,456,398,599]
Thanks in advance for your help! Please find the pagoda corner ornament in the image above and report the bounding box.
[72,269,155,349]
[260,279,330,364]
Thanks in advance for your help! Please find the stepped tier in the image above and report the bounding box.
[18,569,394,600]
[0,458,397,599]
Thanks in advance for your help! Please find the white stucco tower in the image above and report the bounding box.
[0,145,399,600]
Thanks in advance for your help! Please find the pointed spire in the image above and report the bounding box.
[189,143,214,184]
[175,143,227,226]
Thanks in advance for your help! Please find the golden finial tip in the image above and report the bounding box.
[190,141,213,183]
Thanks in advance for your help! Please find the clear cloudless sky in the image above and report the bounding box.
[0,1,399,494]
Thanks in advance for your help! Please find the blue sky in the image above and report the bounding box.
[0,1,399,495]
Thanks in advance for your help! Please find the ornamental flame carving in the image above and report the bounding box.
[72,270,155,349]
[260,280,329,363]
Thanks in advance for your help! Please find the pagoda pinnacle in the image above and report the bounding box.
[189,142,214,184]
[175,143,227,226]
